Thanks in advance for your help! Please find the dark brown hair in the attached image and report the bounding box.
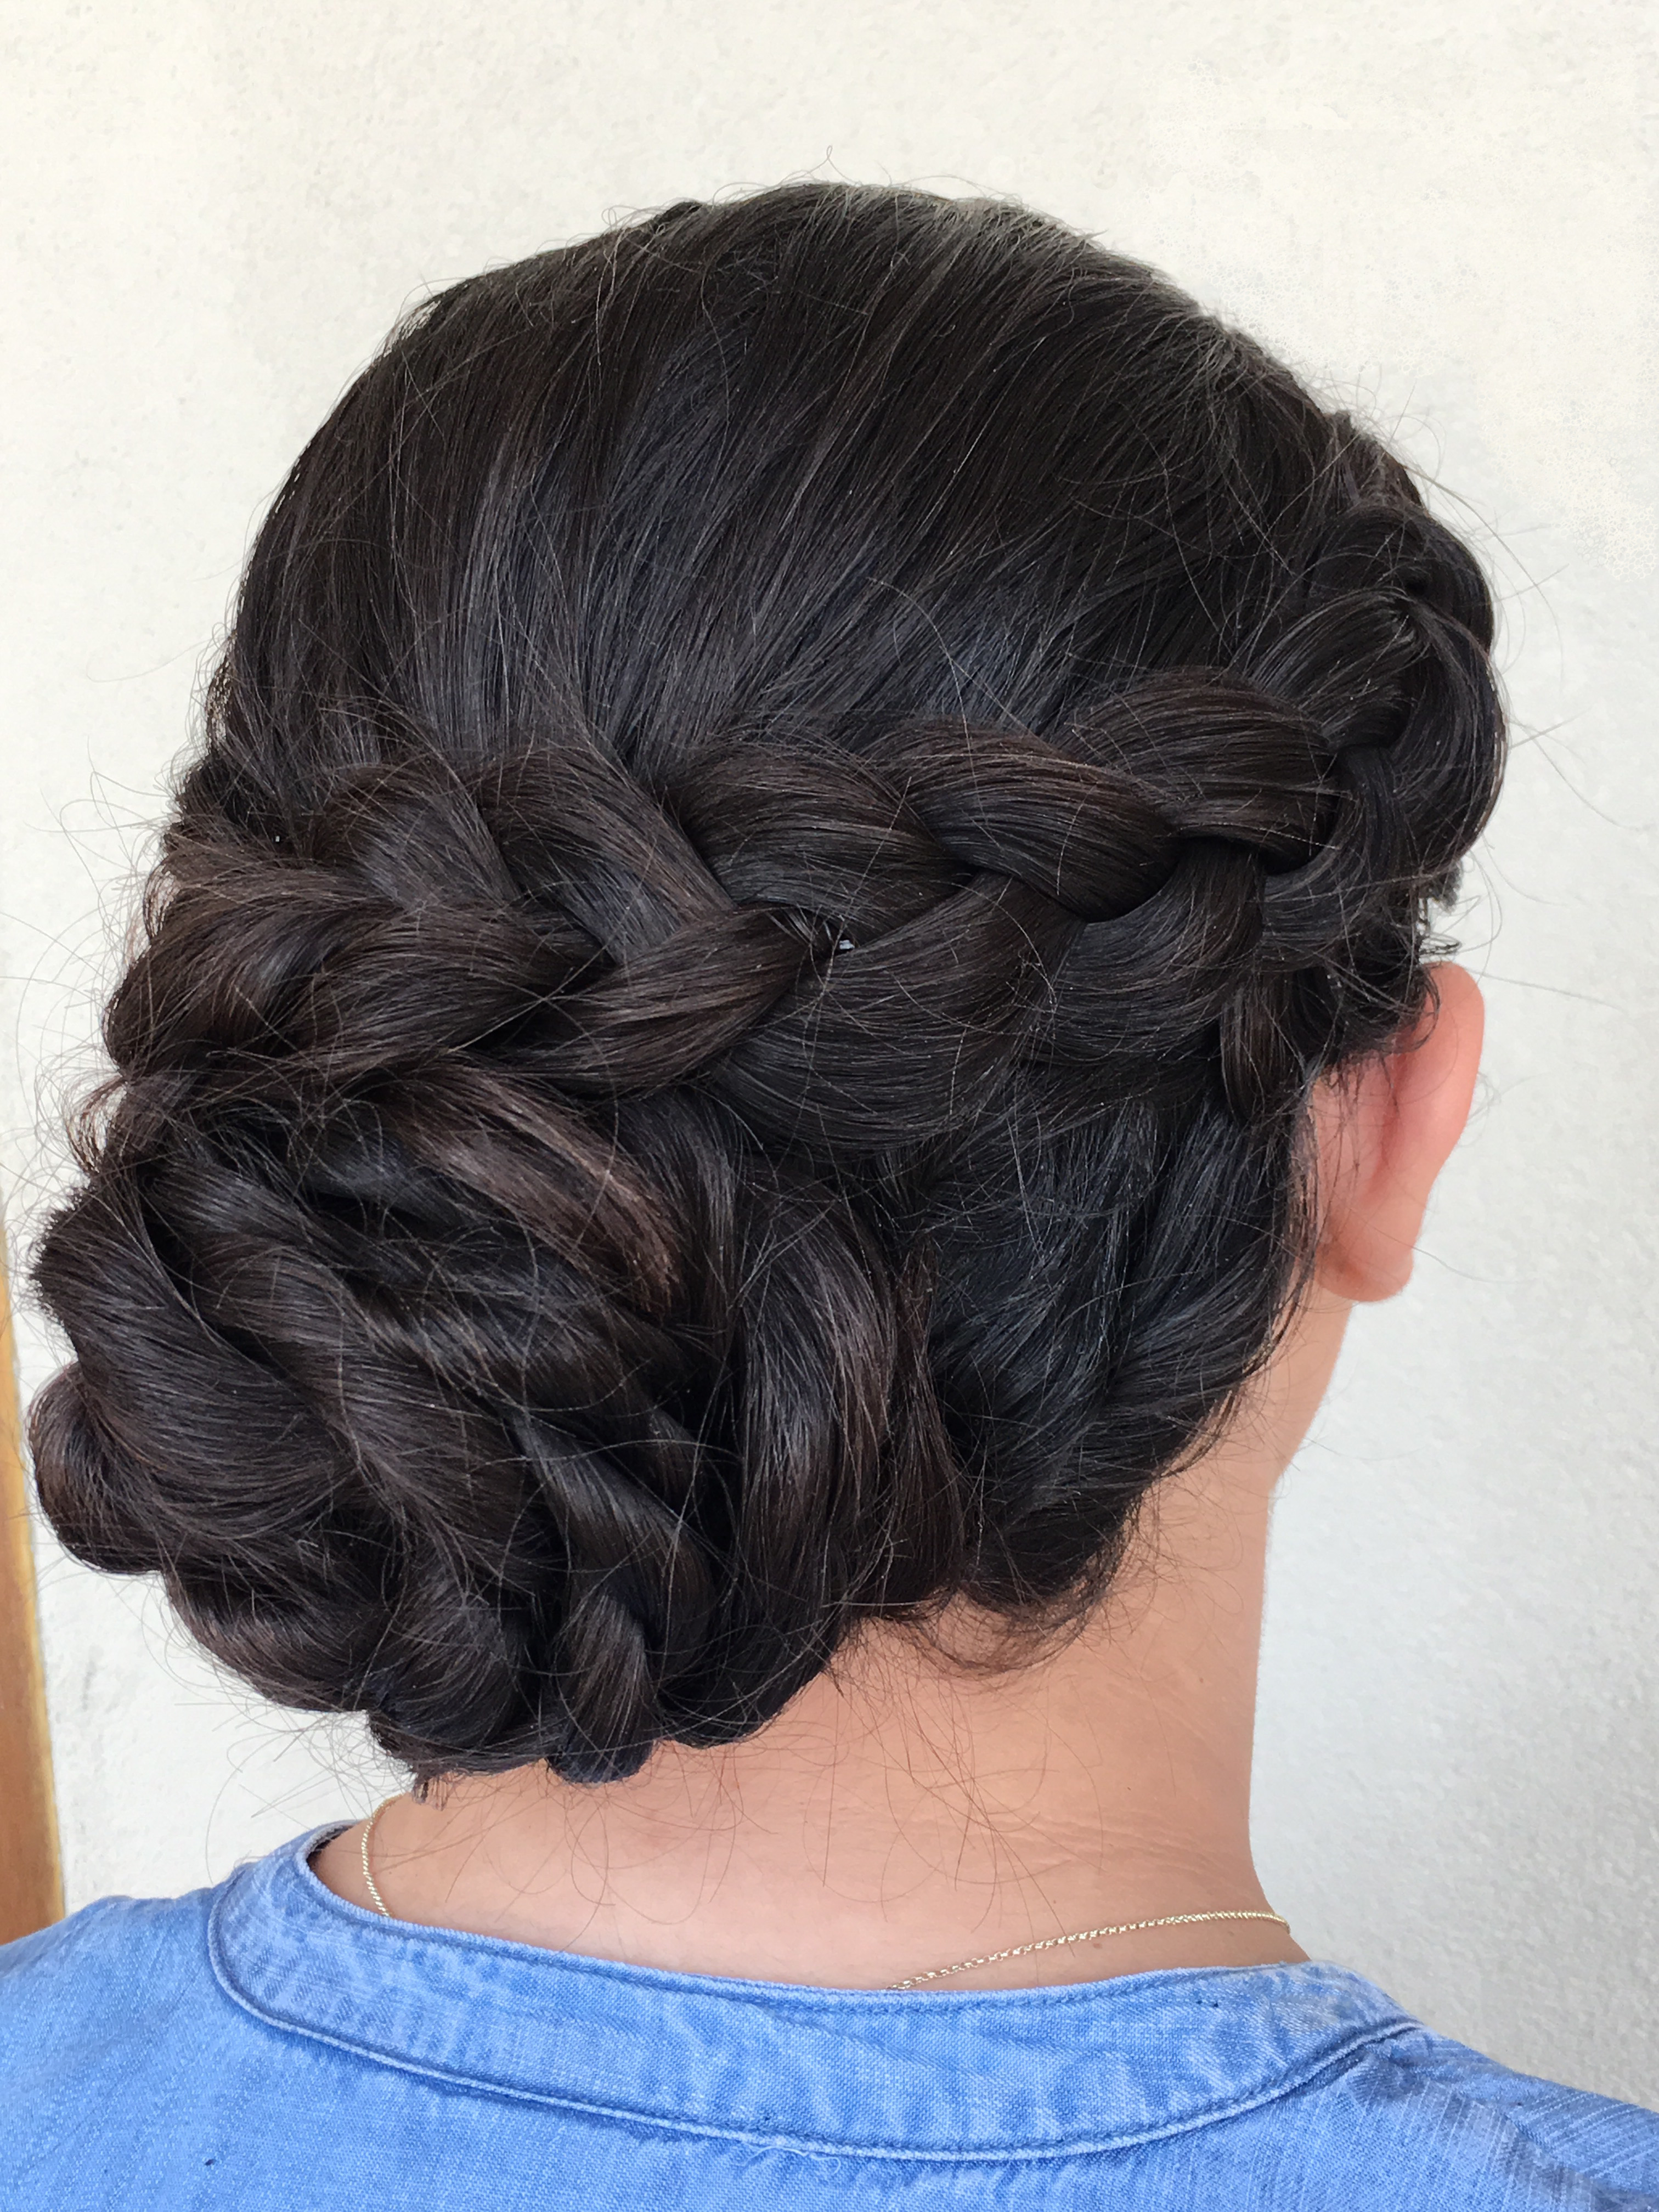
[29,185,1504,1782]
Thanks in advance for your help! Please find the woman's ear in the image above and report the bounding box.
[1312,963,1485,1305]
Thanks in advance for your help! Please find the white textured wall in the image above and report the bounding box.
[4,0,1656,2102]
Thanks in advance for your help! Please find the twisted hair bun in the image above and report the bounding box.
[30,187,1505,1782]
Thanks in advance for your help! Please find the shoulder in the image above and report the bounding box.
[0,1882,219,2035]
[0,1881,250,2103]
[0,1869,301,2208]
[1304,2012,1659,2205]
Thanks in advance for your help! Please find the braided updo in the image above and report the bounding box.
[30,185,1504,1783]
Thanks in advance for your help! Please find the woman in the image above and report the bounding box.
[5,183,1652,2207]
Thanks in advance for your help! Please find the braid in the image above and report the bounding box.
[29,186,1504,1782]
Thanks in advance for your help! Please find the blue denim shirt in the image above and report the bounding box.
[4,1826,1657,2208]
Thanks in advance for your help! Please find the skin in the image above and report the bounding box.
[315,964,1485,1992]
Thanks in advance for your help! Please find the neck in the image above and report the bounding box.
[315,1298,1349,1989]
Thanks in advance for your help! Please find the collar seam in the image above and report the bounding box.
[207,1892,1418,2164]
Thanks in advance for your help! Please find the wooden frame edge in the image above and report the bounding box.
[0,1229,64,1939]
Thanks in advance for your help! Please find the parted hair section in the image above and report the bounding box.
[30,185,1504,1783]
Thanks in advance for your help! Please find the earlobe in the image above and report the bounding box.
[1313,964,1485,1306]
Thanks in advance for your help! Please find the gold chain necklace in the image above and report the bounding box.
[885,1910,1291,1990]
[359,1799,1289,1988]
[359,1797,396,1918]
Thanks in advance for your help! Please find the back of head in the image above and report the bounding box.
[29,184,1504,1784]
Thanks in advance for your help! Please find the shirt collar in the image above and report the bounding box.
[208,1827,1418,2160]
